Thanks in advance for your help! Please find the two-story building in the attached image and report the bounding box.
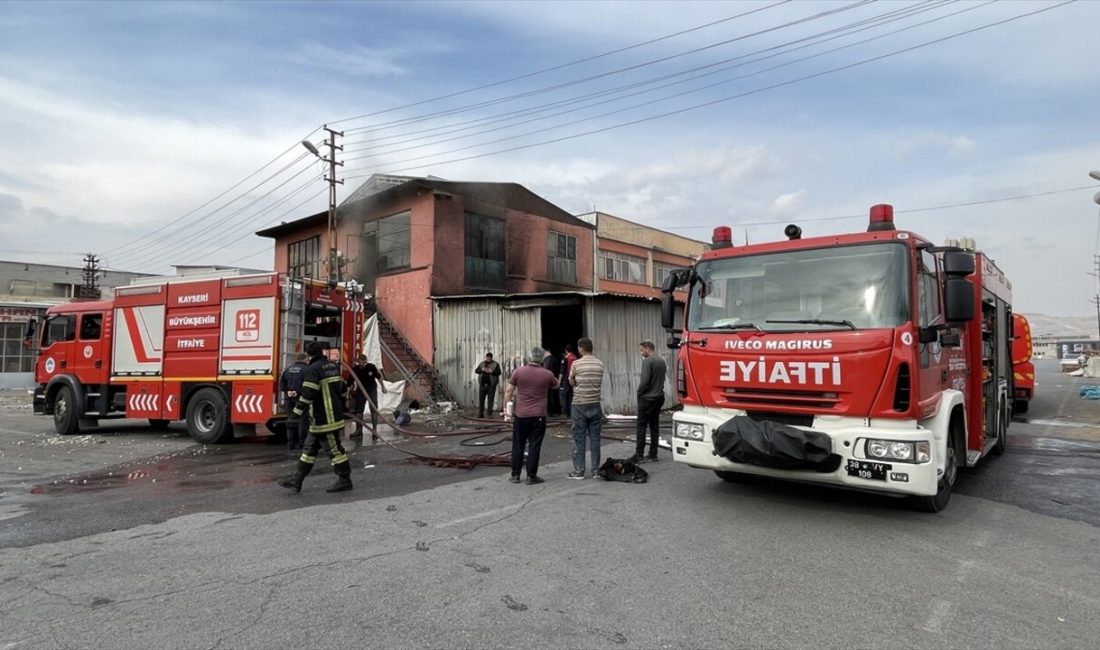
[257,175,708,413]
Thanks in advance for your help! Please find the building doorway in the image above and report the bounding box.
[540,304,584,359]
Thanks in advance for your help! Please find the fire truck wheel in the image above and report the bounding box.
[714,470,755,483]
[185,388,233,445]
[991,403,1008,456]
[911,435,957,513]
[53,386,81,436]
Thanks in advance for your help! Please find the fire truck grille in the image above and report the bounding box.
[722,387,839,411]
[744,410,815,428]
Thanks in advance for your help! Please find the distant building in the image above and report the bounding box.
[0,260,153,388]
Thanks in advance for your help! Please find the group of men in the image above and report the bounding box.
[475,344,580,420]
[502,338,667,484]
[275,336,667,494]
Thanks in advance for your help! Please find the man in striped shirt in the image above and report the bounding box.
[566,337,605,479]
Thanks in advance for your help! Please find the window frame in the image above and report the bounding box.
[79,313,104,341]
[599,250,647,284]
[287,235,322,279]
[376,211,412,274]
[547,231,578,285]
[464,212,506,290]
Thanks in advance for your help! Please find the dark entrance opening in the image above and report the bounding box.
[540,304,584,359]
[541,303,584,416]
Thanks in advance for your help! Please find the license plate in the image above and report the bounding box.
[846,459,891,481]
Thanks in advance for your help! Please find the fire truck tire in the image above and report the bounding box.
[714,470,755,483]
[911,432,957,513]
[1012,398,1028,415]
[53,386,81,436]
[148,419,171,429]
[991,403,1008,456]
[185,388,233,445]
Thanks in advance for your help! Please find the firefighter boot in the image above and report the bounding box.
[278,459,314,493]
[326,475,353,492]
[278,473,304,492]
[326,462,353,493]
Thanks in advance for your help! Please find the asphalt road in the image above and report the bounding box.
[1,359,1098,648]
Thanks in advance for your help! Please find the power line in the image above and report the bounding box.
[118,167,325,270]
[343,0,970,166]
[329,2,791,126]
[103,137,318,257]
[341,1,1074,182]
[340,0,872,136]
[341,0,954,158]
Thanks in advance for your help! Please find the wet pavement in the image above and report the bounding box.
[1,358,1097,550]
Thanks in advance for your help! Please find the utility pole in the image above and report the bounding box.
[80,253,101,299]
[301,127,344,287]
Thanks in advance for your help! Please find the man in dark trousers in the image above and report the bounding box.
[559,343,577,419]
[349,354,387,440]
[475,352,502,418]
[541,346,562,416]
[504,347,559,484]
[278,352,309,451]
[278,342,353,493]
[634,340,667,463]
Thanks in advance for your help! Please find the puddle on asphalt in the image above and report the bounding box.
[26,446,292,496]
[1020,419,1100,429]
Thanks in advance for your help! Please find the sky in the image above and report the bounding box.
[0,0,1098,315]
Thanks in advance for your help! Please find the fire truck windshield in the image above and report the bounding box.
[687,242,910,333]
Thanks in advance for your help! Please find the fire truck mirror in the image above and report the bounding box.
[666,334,681,350]
[944,277,975,322]
[661,268,691,293]
[918,327,939,345]
[661,293,676,331]
[942,250,975,276]
[24,317,37,341]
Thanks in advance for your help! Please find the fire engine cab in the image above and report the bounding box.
[1011,313,1034,414]
[30,272,362,444]
[661,205,1013,512]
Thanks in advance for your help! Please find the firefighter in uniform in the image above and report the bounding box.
[278,342,353,493]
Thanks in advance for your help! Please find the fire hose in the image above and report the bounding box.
[333,361,649,469]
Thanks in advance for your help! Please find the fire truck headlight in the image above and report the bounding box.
[889,442,913,460]
[865,439,930,464]
[674,423,704,440]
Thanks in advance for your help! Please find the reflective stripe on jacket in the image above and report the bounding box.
[292,354,347,434]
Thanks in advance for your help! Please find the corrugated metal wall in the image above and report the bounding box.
[433,299,542,408]
[435,295,680,413]
[586,297,681,414]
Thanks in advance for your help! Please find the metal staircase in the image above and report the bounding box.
[375,310,458,405]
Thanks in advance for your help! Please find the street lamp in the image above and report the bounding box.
[301,140,321,158]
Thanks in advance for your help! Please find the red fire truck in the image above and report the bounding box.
[30,273,363,444]
[660,205,1013,512]
[1011,313,1035,414]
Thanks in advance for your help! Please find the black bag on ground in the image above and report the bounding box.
[712,415,837,472]
[597,457,648,483]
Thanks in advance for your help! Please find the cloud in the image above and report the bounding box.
[0,193,22,221]
[886,131,976,158]
[289,42,408,78]
[770,190,805,215]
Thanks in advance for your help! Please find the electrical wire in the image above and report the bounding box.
[329,2,791,126]
[340,1,1074,181]
[340,0,950,152]
[342,0,977,167]
[340,0,870,136]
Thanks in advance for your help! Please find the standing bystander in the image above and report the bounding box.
[559,343,578,419]
[279,352,309,451]
[349,354,387,440]
[504,347,559,484]
[476,352,502,418]
[566,337,605,479]
[633,340,666,463]
[542,346,562,416]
